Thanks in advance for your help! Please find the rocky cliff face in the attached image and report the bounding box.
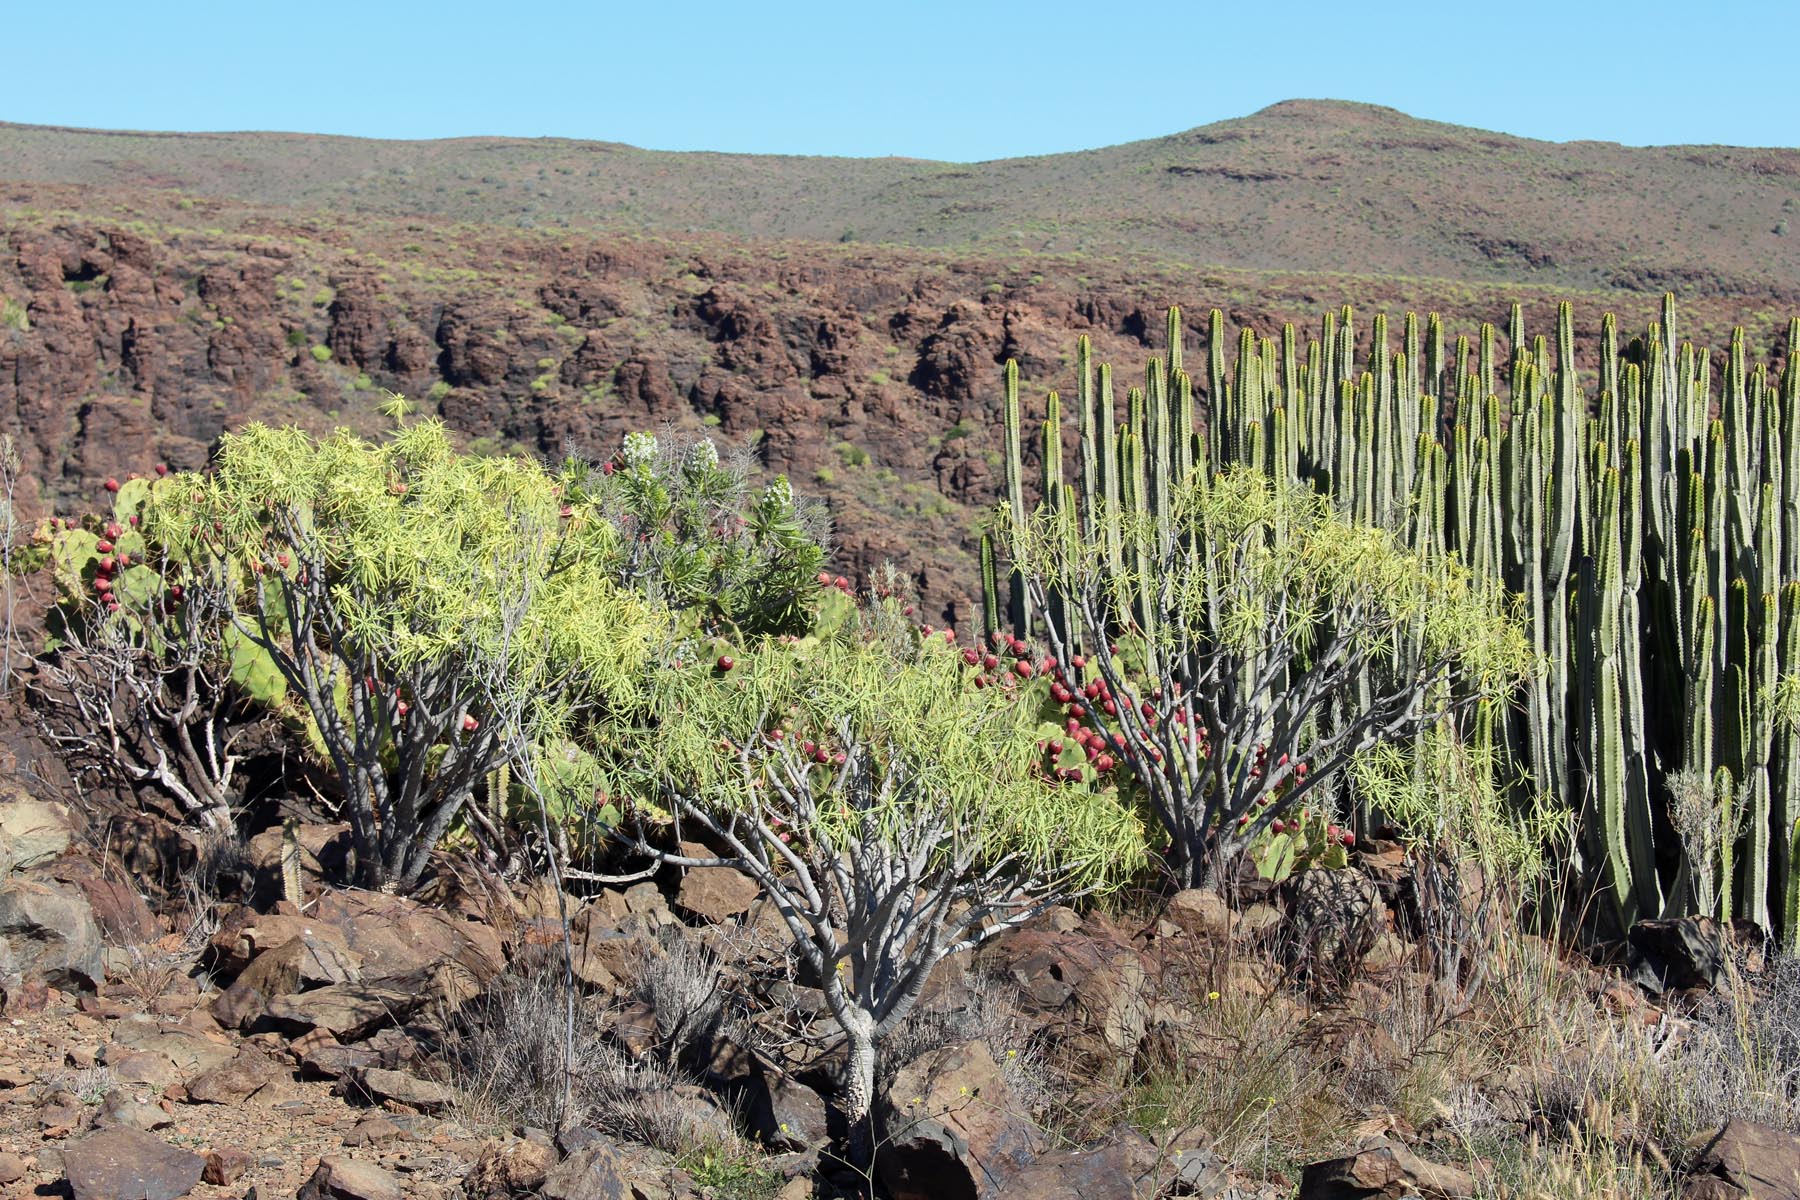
[0,184,1784,625]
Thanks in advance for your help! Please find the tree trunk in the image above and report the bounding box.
[838,1010,879,1168]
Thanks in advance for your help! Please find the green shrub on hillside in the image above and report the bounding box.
[606,599,1144,1146]
[1001,466,1531,887]
[565,430,828,638]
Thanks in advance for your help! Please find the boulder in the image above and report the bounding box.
[1631,917,1727,994]
[202,1147,252,1185]
[210,977,266,1030]
[247,820,352,889]
[1164,889,1232,939]
[302,1041,384,1080]
[183,1048,279,1103]
[1298,1137,1474,1199]
[1683,1119,1800,1199]
[69,877,159,946]
[744,1065,831,1152]
[264,984,416,1040]
[63,1127,204,1200]
[877,1040,1040,1200]
[991,1128,1161,1199]
[236,931,363,998]
[107,1019,238,1076]
[295,1154,405,1200]
[540,1135,676,1200]
[995,923,1148,1071]
[96,1093,174,1132]
[673,843,761,922]
[352,1067,455,1113]
[0,790,75,871]
[0,877,105,998]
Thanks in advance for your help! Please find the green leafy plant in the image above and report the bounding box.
[1000,465,1531,887]
[606,596,1145,1155]
[569,431,829,639]
[25,471,285,830]
[132,415,663,890]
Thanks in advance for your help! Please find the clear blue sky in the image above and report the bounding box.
[5,1,1794,159]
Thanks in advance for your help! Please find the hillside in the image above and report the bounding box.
[2,179,1792,627]
[4,100,1797,299]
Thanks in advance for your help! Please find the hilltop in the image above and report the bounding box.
[4,99,1797,299]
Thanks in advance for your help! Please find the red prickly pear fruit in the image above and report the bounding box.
[1102,699,1117,716]
[1070,704,1086,719]
[902,605,914,616]
[717,656,735,672]
[983,654,999,670]
[1013,660,1033,679]
[95,540,113,553]
[1141,701,1155,719]
[962,648,979,666]
[1111,733,1126,749]
[834,576,849,590]
[1237,814,1251,827]
[817,572,832,586]
[601,461,615,476]
[168,585,182,599]
[833,751,846,765]
[106,523,122,539]
[128,515,139,526]
[155,463,169,476]
[1071,655,1085,669]
[462,714,480,733]
[973,676,987,689]
[802,741,816,756]
[94,578,112,593]
[1342,832,1356,847]
[1049,739,1064,754]
[1277,753,1289,767]
[1326,824,1341,841]
[769,729,785,741]
[103,478,120,492]
[98,557,115,573]
[277,553,290,569]
[1066,718,1081,735]
[117,553,132,567]
[1296,763,1309,777]
[943,629,955,642]
[1095,754,1115,772]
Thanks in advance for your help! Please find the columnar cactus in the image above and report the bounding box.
[990,294,1800,939]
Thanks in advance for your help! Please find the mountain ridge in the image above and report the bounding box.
[5,101,1795,299]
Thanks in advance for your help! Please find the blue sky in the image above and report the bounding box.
[5,1,1794,159]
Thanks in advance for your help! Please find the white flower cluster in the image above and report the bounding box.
[621,431,658,470]
[761,474,793,509]
[687,438,720,473]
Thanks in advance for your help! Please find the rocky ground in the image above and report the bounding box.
[5,781,1800,1199]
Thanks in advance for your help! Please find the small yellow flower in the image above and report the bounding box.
[1005,1049,1017,1058]
[910,1096,922,1106]
[1207,991,1220,1002]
